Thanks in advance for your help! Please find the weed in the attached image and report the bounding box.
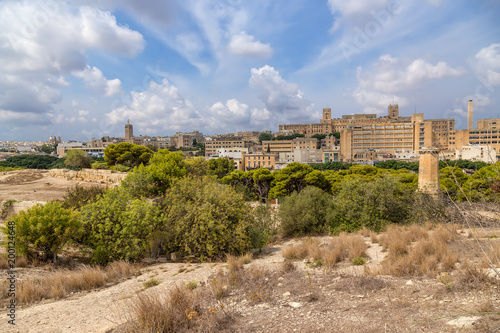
[185,280,198,290]
[351,257,367,266]
[143,278,161,288]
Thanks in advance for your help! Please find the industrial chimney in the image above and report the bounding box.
[467,100,473,130]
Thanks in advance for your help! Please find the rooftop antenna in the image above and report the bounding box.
[414,105,416,114]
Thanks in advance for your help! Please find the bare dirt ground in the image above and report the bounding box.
[0,170,498,333]
[0,169,106,204]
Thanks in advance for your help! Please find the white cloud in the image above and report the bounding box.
[354,55,465,113]
[328,0,389,18]
[228,31,273,59]
[73,66,122,97]
[249,65,315,121]
[473,43,500,87]
[0,1,143,124]
[105,79,203,134]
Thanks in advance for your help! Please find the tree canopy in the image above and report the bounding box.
[104,142,153,168]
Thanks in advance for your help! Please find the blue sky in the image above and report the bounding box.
[0,0,499,141]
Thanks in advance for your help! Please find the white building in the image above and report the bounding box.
[456,144,497,163]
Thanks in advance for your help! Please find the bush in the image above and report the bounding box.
[278,186,333,237]
[79,188,164,264]
[249,204,278,249]
[158,177,253,260]
[4,202,81,262]
[122,149,187,197]
[328,175,414,233]
[61,184,107,209]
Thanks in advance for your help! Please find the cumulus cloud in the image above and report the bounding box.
[0,1,144,124]
[473,43,500,87]
[73,66,122,97]
[228,31,273,59]
[249,65,316,122]
[105,79,203,134]
[354,54,465,113]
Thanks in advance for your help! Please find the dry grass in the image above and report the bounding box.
[282,234,367,267]
[125,286,228,333]
[378,225,459,278]
[282,260,296,273]
[10,261,140,305]
[0,254,8,269]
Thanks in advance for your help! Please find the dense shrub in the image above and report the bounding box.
[0,154,70,169]
[79,188,164,264]
[4,202,81,262]
[328,175,414,233]
[250,204,279,249]
[158,177,252,260]
[278,186,333,237]
[122,149,187,197]
[61,184,107,209]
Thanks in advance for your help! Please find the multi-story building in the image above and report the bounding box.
[205,140,246,157]
[261,137,318,154]
[170,131,204,149]
[456,144,497,163]
[242,152,276,171]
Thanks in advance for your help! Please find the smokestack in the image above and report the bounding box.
[468,100,473,130]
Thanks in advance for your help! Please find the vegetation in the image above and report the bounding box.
[159,177,253,260]
[258,133,273,142]
[279,186,332,237]
[79,188,163,264]
[0,154,68,169]
[122,149,187,197]
[207,157,235,179]
[4,202,81,262]
[104,142,153,168]
[64,149,92,169]
[61,184,107,210]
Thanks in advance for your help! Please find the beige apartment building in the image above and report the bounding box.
[279,104,461,162]
[205,140,246,157]
[242,152,276,171]
[261,137,318,154]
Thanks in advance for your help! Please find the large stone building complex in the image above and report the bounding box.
[279,101,500,163]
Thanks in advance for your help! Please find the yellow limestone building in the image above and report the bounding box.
[279,105,455,162]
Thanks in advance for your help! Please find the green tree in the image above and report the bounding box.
[269,163,329,198]
[122,149,187,197]
[329,132,340,139]
[252,168,274,202]
[258,133,273,142]
[207,158,235,179]
[279,186,333,237]
[104,142,153,168]
[185,156,209,178]
[328,176,414,233]
[79,188,163,264]
[5,202,81,262]
[65,149,91,169]
[159,177,253,260]
[39,144,57,154]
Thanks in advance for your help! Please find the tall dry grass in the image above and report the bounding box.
[282,233,368,267]
[10,261,140,305]
[378,225,459,278]
[125,286,227,333]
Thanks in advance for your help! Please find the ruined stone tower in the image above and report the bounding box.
[418,147,440,197]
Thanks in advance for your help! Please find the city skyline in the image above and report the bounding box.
[1,0,499,141]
